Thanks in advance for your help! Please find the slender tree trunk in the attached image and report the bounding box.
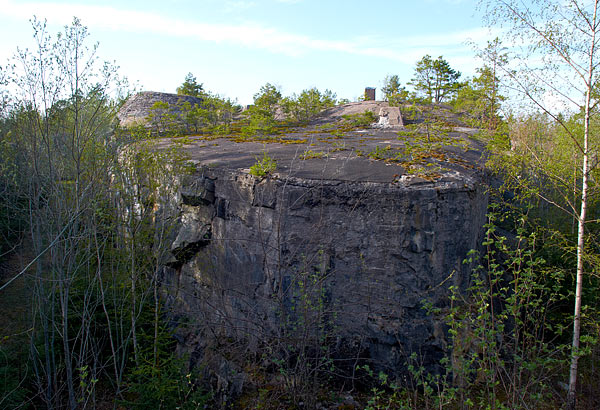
[568,132,588,410]
[153,273,159,369]
[567,102,590,410]
[131,237,139,367]
[93,227,122,395]
[60,277,77,409]
[567,5,597,406]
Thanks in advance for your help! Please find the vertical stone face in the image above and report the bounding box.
[377,106,404,127]
[365,87,376,101]
[161,166,488,377]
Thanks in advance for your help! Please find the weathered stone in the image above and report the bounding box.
[170,204,213,266]
[181,176,216,206]
[365,87,376,101]
[161,167,488,378]
[377,106,404,127]
[118,91,203,127]
[152,101,489,390]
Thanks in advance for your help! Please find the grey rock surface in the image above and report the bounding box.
[118,91,203,126]
[158,122,489,379]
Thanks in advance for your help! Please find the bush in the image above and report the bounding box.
[249,152,277,177]
[341,110,377,127]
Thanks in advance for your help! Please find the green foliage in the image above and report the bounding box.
[201,92,238,133]
[249,151,277,177]
[487,111,600,232]
[146,89,238,137]
[180,100,207,133]
[0,117,28,255]
[362,211,573,409]
[242,108,278,136]
[300,149,328,160]
[0,17,207,408]
[123,319,210,409]
[382,74,410,106]
[0,344,31,409]
[393,121,462,178]
[176,72,203,97]
[382,74,402,101]
[400,103,424,123]
[267,251,336,409]
[442,212,570,408]
[367,145,392,160]
[253,83,282,113]
[341,110,377,127]
[454,39,507,130]
[241,83,282,136]
[410,55,461,103]
[3,9,600,410]
[126,359,209,410]
[281,87,337,123]
[148,101,179,136]
[242,84,335,136]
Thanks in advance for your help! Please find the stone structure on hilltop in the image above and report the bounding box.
[365,87,376,101]
[377,106,404,127]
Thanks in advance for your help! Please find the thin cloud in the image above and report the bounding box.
[0,0,491,64]
[223,0,257,12]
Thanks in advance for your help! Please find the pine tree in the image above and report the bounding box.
[411,55,461,103]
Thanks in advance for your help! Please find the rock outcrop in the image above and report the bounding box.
[153,107,488,388]
[163,169,487,371]
[118,91,203,127]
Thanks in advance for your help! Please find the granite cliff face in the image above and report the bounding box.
[143,101,489,391]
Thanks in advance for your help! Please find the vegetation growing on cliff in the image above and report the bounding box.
[249,151,277,177]
[1,3,600,409]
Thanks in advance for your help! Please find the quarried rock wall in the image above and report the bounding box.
[160,166,488,378]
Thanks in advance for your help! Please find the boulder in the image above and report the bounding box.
[377,106,404,127]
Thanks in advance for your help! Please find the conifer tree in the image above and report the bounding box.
[411,55,461,103]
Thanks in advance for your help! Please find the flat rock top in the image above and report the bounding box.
[153,101,485,186]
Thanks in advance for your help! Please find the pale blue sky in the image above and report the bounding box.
[0,0,495,105]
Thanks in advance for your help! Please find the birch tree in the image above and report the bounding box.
[481,1,600,408]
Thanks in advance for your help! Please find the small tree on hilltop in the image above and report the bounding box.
[282,87,337,123]
[382,74,410,106]
[454,64,506,130]
[253,83,281,114]
[176,72,203,97]
[411,55,461,103]
[242,83,282,136]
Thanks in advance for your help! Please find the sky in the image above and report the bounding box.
[0,0,496,105]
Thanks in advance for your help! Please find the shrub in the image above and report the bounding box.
[249,152,277,177]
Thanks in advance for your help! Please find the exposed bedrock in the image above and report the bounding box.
[117,91,203,127]
[160,165,489,382]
